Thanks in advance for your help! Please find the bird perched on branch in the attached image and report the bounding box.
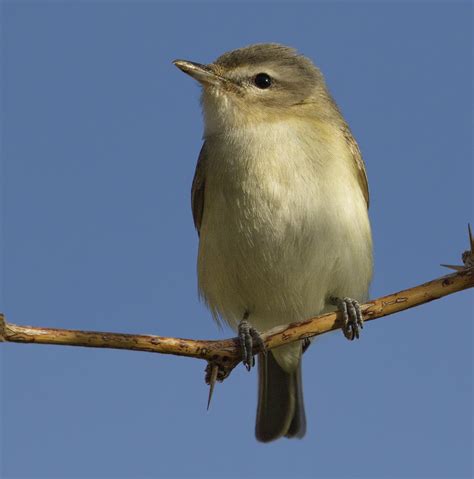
[174,43,373,442]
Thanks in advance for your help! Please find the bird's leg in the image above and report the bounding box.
[238,311,265,371]
[329,296,364,341]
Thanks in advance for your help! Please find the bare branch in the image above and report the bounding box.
[1,269,472,377]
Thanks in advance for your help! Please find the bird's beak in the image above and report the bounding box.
[173,60,225,87]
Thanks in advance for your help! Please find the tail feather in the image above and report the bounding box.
[255,351,306,442]
[286,357,306,439]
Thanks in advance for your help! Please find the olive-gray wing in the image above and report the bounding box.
[191,143,207,236]
[341,125,370,208]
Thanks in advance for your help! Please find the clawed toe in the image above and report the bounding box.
[330,296,364,341]
[238,319,264,371]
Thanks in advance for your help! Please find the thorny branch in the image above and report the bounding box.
[1,226,473,388]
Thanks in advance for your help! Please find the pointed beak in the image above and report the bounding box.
[173,59,224,87]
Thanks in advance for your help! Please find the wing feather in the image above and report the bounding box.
[191,143,207,235]
[341,125,369,208]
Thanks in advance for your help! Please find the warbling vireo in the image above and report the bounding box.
[174,44,373,442]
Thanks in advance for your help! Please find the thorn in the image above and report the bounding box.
[441,224,474,271]
[440,264,465,271]
[468,223,473,252]
[207,364,218,410]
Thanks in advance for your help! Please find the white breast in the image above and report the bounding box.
[197,120,373,337]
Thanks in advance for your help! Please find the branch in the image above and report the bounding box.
[1,226,472,383]
[1,268,472,364]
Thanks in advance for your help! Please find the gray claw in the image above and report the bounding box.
[251,327,266,356]
[238,319,263,370]
[331,296,364,341]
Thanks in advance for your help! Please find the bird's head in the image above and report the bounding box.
[174,43,334,136]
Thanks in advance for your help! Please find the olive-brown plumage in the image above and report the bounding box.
[175,43,373,442]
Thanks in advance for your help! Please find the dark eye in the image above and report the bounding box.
[254,73,272,89]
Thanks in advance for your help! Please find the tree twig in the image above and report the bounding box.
[2,225,473,383]
[1,268,472,379]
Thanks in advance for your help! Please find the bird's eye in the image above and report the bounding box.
[253,73,272,89]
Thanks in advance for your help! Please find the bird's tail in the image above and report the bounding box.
[255,349,306,442]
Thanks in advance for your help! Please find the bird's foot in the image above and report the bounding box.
[330,296,364,341]
[238,316,265,371]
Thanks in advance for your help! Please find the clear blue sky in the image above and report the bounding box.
[1,2,472,478]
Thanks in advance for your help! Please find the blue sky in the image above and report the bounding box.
[1,1,472,478]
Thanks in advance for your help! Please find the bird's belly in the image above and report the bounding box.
[197,176,372,332]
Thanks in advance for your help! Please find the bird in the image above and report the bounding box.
[174,43,373,442]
